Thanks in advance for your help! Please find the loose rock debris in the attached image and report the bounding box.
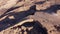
[0,0,60,34]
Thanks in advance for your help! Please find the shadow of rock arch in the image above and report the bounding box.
[0,5,36,31]
[18,21,48,34]
[37,5,60,14]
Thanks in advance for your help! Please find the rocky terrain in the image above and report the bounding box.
[0,0,60,34]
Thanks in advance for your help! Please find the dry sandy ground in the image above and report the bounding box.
[0,0,60,34]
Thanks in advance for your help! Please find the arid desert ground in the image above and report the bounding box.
[0,0,60,34]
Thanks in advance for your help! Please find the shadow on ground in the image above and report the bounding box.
[12,21,48,34]
[0,5,36,31]
[37,5,60,14]
[0,5,48,34]
[0,1,60,34]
